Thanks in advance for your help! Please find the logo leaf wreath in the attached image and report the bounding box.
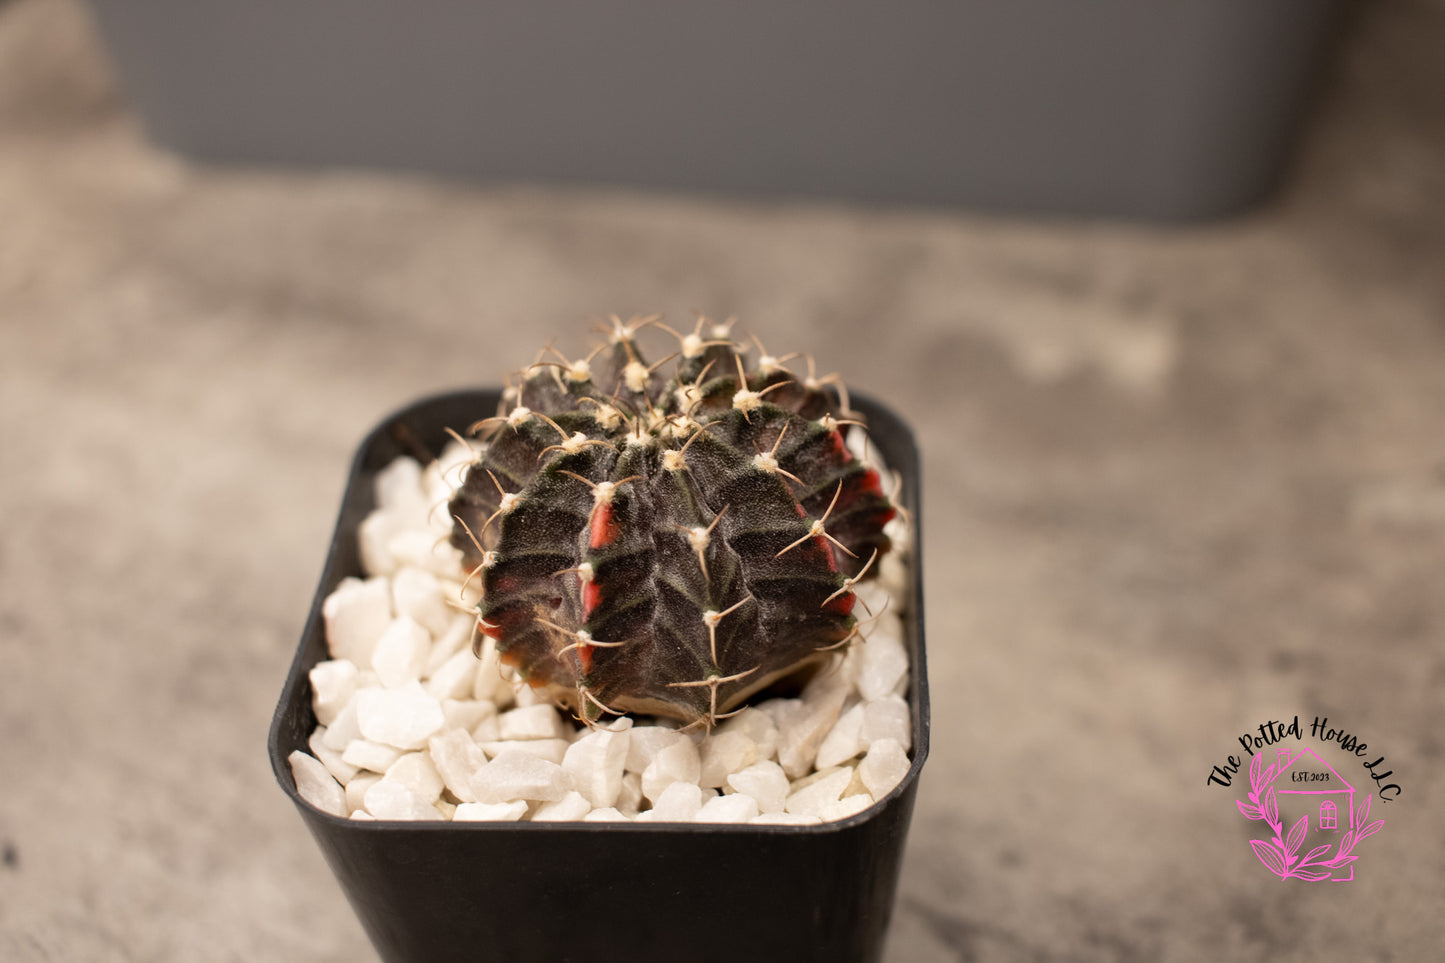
[1238,756,1384,880]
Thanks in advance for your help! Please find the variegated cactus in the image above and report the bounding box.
[449,317,897,728]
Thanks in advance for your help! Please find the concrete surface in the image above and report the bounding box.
[1,0,1442,959]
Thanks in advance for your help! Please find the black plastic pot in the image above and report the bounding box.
[268,389,929,963]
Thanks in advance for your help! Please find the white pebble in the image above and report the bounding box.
[372,616,431,688]
[583,807,628,822]
[356,681,446,750]
[453,800,528,822]
[443,576,478,609]
[874,611,906,644]
[758,698,800,738]
[698,730,758,788]
[469,750,573,803]
[858,738,911,800]
[428,728,488,803]
[471,714,502,743]
[442,697,495,733]
[425,648,479,701]
[471,636,512,704]
[625,726,688,774]
[775,671,849,779]
[641,737,701,802]
[421,481,456,534]
[498,704,567,741]
[883,513,910,550]
[533,791,593,822]
[432,439,475,491]
[616,771,643,817]
[715,708,778,763]
[861,696,911,752]
[857,630,908,702]
[341,739,404,774]
[511,680,547,707]
[320,698,361,752]
[726,760,790,814]
[386,751,444,804]
[821,793,874,821]
[815,702,866,769]
[878,551,909,599]
[309,660,359,726]
[844,765,870,799]
[789,765,842,794]
[851,580,892,618]
[388,530,464,579]
[562,721,632,808]
[374,456,428,516]
[288,751,346,817]
[802,665,853,708]
[647,782,707,822]
[391,567,453,637]
[308,728,359,784]
[322,577,392,665]
[439,436,476,470]
[345,773,381,814]
[427,614,477,676]
[785,768,854,818]
[695,793,760,824]
[479,739,569,766]
[750,811,822,826]
[364,776,443,820]
[358,511,404,578]
[831,645,864,691]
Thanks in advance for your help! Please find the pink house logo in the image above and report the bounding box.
[1238,745,1384,881]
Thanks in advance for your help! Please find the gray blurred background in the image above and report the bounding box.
[1,0,1442,959]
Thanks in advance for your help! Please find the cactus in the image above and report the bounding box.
[448,317,897,728]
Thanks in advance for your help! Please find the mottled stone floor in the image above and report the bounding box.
[1,0,1442,959]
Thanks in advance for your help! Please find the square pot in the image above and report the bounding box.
[268,388,929,963]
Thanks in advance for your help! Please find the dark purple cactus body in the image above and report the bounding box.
[449,320,897,727]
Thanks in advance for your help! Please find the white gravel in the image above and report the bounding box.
[289,437,915,824]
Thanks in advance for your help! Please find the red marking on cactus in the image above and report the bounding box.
[827,429,848,459]
[589,503,620,548]
[576,641,594,673]
[498,647,521,665]
[582,580,603,619]
[832,468,897,526]
[823,591,856,617]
